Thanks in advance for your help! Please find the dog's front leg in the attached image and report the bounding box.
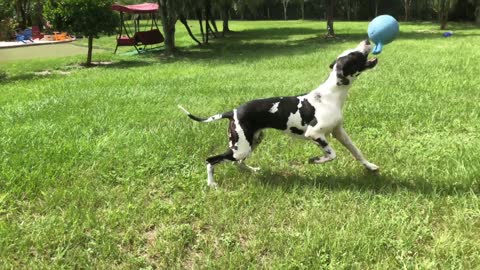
[236,161,261,173]
[308,134,337,164]
[332,126,379,171]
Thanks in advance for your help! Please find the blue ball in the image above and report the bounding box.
[368,15,399,55]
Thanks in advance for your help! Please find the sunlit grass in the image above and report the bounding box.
[1,20,479,268]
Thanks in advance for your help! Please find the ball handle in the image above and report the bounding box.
[372,43,383,55]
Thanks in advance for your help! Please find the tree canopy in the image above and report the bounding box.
[44,0,118,65]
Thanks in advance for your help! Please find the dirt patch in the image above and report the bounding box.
[34,70,71,76]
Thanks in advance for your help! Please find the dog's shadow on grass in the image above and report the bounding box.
[256,169,477,196]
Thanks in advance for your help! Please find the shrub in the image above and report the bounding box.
[0,18,16,41]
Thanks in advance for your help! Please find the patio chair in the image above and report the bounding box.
[32,26,44,40]
[22,29,34,42]
[54,32,68,41]
[15,34,26,43]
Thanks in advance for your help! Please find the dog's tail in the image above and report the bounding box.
[178,105,233,123]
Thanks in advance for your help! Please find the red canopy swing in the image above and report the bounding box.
[111,3,165,54]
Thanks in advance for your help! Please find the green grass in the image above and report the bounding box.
[1,20,480,269]
[0,43,96,63]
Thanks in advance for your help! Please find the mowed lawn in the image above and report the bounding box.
[1,21,480,268]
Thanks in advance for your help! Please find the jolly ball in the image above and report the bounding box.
[367,15,399,55]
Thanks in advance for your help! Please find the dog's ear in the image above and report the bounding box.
[329,59,336,69]
[335,56,350,85]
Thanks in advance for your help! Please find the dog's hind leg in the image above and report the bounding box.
[236,130,264,172]
[206,149,236,188]
[308,134,337,164]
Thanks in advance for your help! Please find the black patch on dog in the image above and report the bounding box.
[335,52,369,85]
[231,95,321,146]
[252,131,264,149]
[236,96,300,132]
[206,149,236,165]
[228,120,239,150]
[315,138,328,147]
[309,118,318,127]
[299,99,316,126]
[329,59,336,69]
[290,127,304,135]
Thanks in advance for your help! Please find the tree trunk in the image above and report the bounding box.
[159,0,176,53]
[210,18,219,34]
[196,9,205,43]
[443,8,449,29]
[346,0,350,21]
[16,0,27,28]
[439,11,447,30]
[353,0,359,20]
[207,5,219,35]
[208,21,217,38]
[326,0,336,37]
[283,3,287,20]
[404,0,409,21]
[25,0,32,26]
[437,0,449,30]
[267,7,270,19]
[179,15,201,45]
[440,18,447,29]
[222,7,230,37]
[475,6,480,24]
[35,0,43,30]
[87,35,93,66]
[205,1,210,44]
[301,0,305,20]
[375,0,379,17]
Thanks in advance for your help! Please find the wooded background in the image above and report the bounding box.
[2,0,479,29]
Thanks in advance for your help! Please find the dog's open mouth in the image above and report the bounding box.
[366,57,378,68]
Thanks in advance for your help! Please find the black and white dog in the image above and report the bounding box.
[180,40,379,187]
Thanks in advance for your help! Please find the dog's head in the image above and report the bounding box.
[329,40,378,86]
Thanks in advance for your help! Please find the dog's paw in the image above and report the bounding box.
[237,162,261,173]
[309,156,333,164]
[207,181,219,189]
[248,166,261,173]
[363,162,379,172]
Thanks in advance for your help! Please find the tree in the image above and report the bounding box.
[326,0,336,37]
[401,0,413,21]
[468,0,480,24]
[0,0,15,20]
[44,0,118,65]
[263,0,278,19]
[297,0,305,20]
[431,0,456,29]
[374,0,380,17]
[0,0,16,41]
[158,0,177,53]
[216,0,233,35]
[247,0,265,19]
[281,0,290,20]
[343,0,359,20]
[15,0,30,28]
[33,0,44,30]
[477,4,480,24]
[236,0,247,19]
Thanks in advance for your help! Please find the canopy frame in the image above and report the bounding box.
[111,3,164,54]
